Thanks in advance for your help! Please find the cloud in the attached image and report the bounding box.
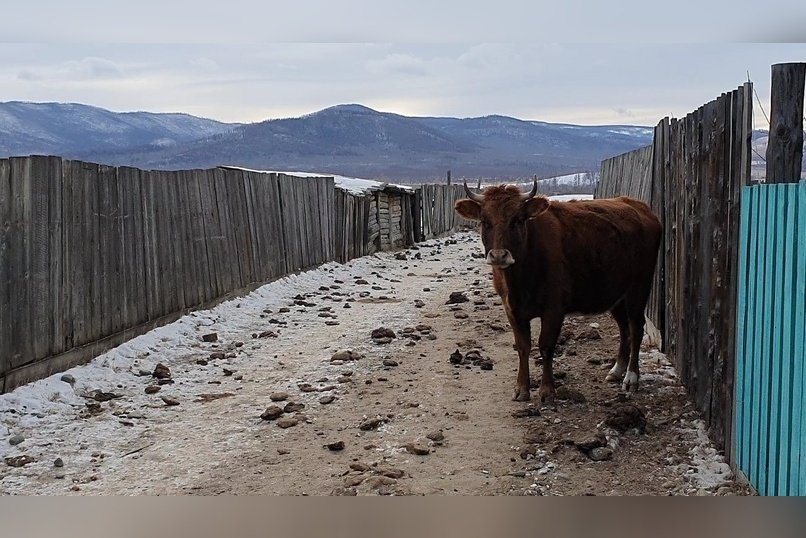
[190,57,219,71]
[366,53,431,77]
[5,42,806,126]
[17,56,123,82]
[16,69,41,81]
[73,57,122,78]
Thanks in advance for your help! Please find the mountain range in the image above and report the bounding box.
[0,101,657,181]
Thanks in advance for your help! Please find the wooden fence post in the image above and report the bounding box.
[766,62,806,184]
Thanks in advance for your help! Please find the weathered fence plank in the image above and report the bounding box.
[118,167,135,329]
[239,170,260,281]
[110,165,125,335]
[9,158,33,368]
[160,171,177,313]
[233,169,255,286]
[211,168,234,294]
[200,169,223,299]
[766,63,806,183]
[177,170,198,309]
[29,157,55,362]
[97,164,116,340]
[192,170,210,301]
[88,164,104,345]
[262,172,287,278]
[140,169,158,321]
[0,159,12,376]
[166,171,187,311]
[61,162,76,350]
[131,167,149,326]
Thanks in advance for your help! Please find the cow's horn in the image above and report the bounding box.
[524,180,538,199]
[464,181,484,202]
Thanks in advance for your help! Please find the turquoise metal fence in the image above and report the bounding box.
[735,180,806,495]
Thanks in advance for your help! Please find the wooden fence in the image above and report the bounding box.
[595,83,753,451]
[415,184,477,241]
[333,187,372,263]
[735,180,806,495]
[597,145,654,201]
[0,157,468,392]
[597,145,663,341]
[0,158,336,390]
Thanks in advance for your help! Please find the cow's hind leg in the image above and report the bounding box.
[537,314,563,405]
[605,300,630,383]
[508,316,532,402]
[623,314,645,391]
[622,286,652,392]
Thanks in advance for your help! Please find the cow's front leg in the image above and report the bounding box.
[537,314,563,404]
[508,316,532,402]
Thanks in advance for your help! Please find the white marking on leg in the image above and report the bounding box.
[622,371,639,392]
[606,363,626,382]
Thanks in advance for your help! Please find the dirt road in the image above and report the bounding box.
[0,232,750,495]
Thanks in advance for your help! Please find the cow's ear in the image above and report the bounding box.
[523,196,549,219]
[455,199,482,220]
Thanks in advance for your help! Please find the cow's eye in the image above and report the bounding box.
[481,220,491,229]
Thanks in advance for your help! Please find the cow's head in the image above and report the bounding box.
[455,182,549,268]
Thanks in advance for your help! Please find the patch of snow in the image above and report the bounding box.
[150,137,177,147]
[638,348,734,493]
[539,172,599,187]
[483,173,598,196]
[679,419,734,491]
[606,127,654,138]
[549,194,594,202]
[223,166,413,196]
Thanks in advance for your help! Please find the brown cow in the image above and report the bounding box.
[454,182,662,404]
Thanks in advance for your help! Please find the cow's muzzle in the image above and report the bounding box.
[486,249,515,268]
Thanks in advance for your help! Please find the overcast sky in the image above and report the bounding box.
[2,2,805,127]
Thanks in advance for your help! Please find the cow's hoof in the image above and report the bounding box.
[622,371,639,392]
[605,363,626,382]
[538,386,555,405]
[512,387,531,402]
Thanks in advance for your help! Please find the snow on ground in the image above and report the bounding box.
[0,244,432,493]
[626,348,735,494]
[680,419,734,491]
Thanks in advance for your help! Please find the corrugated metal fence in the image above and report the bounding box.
[735,180,806,495]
